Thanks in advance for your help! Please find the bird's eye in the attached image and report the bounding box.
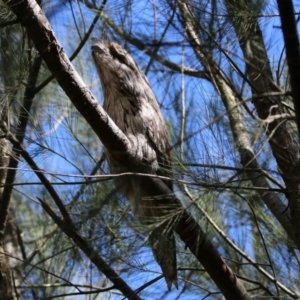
[109,47,128,65]
[109,46,137,71]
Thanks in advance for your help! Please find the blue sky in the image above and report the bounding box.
[11,0,300,298]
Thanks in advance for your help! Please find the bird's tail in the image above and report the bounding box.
[149,222,178,290]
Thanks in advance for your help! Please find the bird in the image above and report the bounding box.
[92,41,178,290]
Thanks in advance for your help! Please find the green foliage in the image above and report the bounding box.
[1,0,300,299]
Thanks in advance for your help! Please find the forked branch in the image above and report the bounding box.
[5,0,251,298]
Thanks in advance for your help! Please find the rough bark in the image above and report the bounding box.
[4,0,251,298]
[277,0,300,136]
[225,0,300,247]
[90,1,295,246]
[177,0,295,244]
[276,0,300,245]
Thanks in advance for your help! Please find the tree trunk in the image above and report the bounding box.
[225,0,300,246]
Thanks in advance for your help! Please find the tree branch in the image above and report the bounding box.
[0,122,142,300]
[225,0,300,247]
[5,0,251,298]
[37,198,142,300]
[34,0,107,93]
[277,0,300,138]
[97,12,208,79]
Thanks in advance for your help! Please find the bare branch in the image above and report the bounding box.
[0,56,42,238]
[177,0,295,247]
[0,121,142,300]
[5,0,251,298]
[277,0,300,138]
[99,13,208,79]
[225,0,300,247]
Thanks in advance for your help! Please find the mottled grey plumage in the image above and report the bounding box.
[92,41,177,289]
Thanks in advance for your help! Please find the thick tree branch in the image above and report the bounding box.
[277,0,300,138]
[0,122,141,300]
[5,0,251,298]
[176,0,293,238]
[4,0,129,160]
[35,0,107,93]
[176,0,297,296]
[37,198,141,300]
[225,0,300,247]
